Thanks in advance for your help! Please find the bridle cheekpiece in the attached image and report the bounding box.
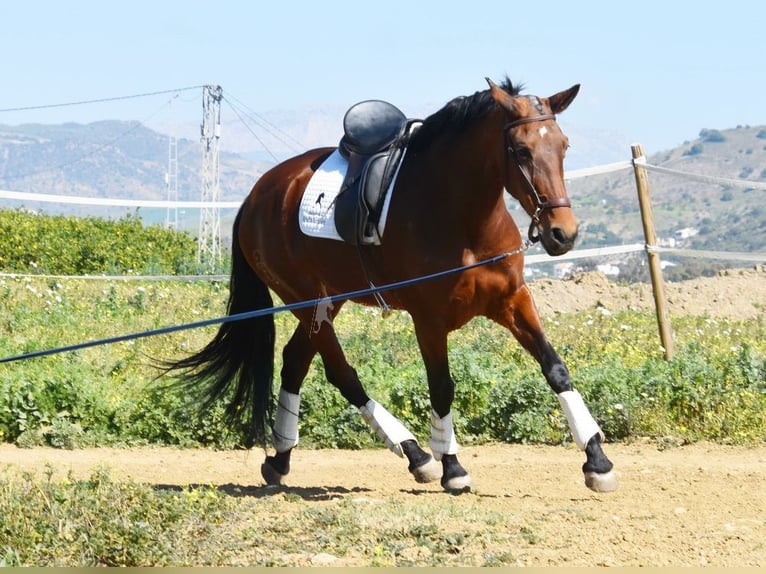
[503,114,571,243]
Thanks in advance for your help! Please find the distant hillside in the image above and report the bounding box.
[0,120,270,222]
[562,125,766,256]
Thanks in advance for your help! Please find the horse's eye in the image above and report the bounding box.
[516,147,533,162]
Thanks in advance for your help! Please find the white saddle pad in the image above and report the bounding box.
[298,147,405,244]
[298,149,348,241]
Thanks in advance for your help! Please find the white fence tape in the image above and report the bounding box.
[564,160,632,180]
[525,243,645,264]
[655,247,766,262]
[642,164,766,190]
[0,272,229,281]
[0,189,242,209]
[0,160,633,208]
[4,245,760,282]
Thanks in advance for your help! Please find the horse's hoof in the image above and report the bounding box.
[441,473,472,494]
[410,456,442,483]
[260,461,286,486]
[584,470,618,492]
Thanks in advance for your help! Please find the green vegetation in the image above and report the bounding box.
[0,276,764,449]
[0,209,216,275]
[683,142,704,156]
[0,462,537,566]
[0,466,240,566]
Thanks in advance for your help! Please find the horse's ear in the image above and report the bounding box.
[548,84,580,114]
[486,77,518,111]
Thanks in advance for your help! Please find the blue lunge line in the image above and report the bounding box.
[0,250,518,364]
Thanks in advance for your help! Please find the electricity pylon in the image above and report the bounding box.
[198,84,222,271]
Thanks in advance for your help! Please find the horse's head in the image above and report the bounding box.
[487,78,580,256]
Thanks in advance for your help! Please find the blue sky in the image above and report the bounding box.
[1,0,764,159]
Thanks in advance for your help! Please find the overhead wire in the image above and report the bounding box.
[221,91,318,167]
[222,98,282,164]
[3,95,181,181]
[223,91,305,152]
[0,84,310,177]
[0,85,204,113]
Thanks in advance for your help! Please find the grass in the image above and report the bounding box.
[0,463,547,567]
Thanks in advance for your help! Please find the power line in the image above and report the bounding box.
[0,85,204,113]
[223,91,305,151]
[223,98,281,163]
[2,96,178,181]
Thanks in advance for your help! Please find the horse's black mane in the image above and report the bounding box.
[409,76,524,153]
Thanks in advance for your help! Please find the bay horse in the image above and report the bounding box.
[166,77,618,493]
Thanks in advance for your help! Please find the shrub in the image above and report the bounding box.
[683,143,704,156]
[0,209,208,275]
[699,128,726,143]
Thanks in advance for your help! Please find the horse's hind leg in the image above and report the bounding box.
[297,306,440,484]
[260,325,316,486]
[492,284,618,492]
[413,319,473,493]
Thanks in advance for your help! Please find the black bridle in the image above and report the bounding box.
[503,114,572,243]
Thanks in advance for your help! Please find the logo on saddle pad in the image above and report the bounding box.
[311,296,334,335]
[299,100,420,246]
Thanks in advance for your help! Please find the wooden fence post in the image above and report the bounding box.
[631,143,675,360]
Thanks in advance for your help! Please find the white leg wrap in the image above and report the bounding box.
[429,410,459,461]
[428,409,458,460]
[558,389,604,450]
[272,388,300,453]
[358,399,416,457]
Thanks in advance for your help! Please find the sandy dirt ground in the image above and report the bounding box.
[1,441,764,566]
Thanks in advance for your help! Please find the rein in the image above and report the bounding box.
[504,114,571,243]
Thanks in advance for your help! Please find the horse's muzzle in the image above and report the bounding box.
[540,224,578,256]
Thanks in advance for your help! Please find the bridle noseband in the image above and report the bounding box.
[504,114,571,243]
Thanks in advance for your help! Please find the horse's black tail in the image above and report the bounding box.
[162,206,275,448]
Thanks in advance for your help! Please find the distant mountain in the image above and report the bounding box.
[0,120,269,208]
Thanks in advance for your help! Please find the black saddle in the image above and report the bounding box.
[334,100,417,245]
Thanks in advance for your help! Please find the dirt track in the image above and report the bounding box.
[2,441,764,566]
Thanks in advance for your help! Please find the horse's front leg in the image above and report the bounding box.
[492,284,618,492]
[414,319,473,493]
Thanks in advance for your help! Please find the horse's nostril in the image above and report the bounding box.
[550,225,578,246]
[551,227,569,245]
